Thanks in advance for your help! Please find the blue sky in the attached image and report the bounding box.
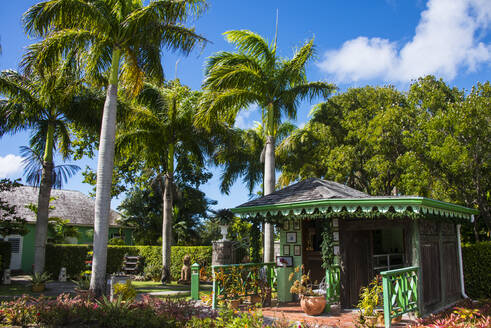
[0,0,490,211]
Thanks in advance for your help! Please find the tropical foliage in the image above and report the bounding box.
[199,29,335,261]
[0,63,90,273]
[277,78,490,240]
[22,0,207,294]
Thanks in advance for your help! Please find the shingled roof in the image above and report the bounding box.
[0,186,122,227]
[233,178,477,220]
[237,178,369,208]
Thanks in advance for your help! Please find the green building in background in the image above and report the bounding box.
[0,186,133,273]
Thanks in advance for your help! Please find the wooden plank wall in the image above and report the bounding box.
[418,221,461,315]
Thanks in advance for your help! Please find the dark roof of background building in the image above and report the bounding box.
[237,178,369,208]
[0,186,122,227]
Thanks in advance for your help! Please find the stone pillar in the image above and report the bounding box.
[212,240,235,266]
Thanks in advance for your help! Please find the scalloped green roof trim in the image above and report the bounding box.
[231,197,478,220]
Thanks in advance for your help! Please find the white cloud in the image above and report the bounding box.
[0,154,24,178]
[234,104,259,129]
[318,0,491,83]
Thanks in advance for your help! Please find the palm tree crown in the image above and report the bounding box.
[198,30,335,136]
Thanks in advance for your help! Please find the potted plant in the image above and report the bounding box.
[289,265,326,316]
[211,209,234,240]
[357,276,382,327]
[30,272,51,292]
[72,273,91,296]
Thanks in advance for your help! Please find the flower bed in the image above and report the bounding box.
[409,299,491,328]
[0,294,218,328]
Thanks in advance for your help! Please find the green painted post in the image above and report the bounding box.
[325,268,331,313]
[382,274,392,328]
[191,263,200,300]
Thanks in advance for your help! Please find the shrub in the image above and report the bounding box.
[0,296,36,326]
[45,244,212,281]
[144,264,162,282]
[108,237,126,245]
[170,246,212,280]
[462,241,491,299]
[1,294,221,328]
[113,280,137,302]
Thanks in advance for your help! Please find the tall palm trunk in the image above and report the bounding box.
[263,135,275,263]
[91,49,121,296]
[33,123,54,274]
[161,143,175,283]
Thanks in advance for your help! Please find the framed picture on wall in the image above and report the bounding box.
[286,232,297,243]
[293,219,300,230]
[283,244,290,256]
[276,256,293,267]
[294,245,301,256]
[283,220,290,230]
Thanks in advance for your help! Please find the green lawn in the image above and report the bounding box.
[132,281,212,300]
[0,283,34,297]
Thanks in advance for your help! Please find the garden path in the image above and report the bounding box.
[259,303,417,328]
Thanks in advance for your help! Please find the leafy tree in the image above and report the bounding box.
[0,179,28,237]
[405,77,490,240]
[198,30,335,261]
[22,0,206,294]
[0,65,92,273]
[277,85,412,195]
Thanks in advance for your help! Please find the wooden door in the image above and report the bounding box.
[341,230,371,308]
[302,220,324,285]
[421,242,441,307]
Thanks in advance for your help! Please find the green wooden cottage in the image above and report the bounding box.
[0,186,133,273]
[232,178,478,315]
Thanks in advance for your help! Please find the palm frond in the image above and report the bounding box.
[196,89,260,128]
[20,145,80,189]
[21,29,100,75]
[204,60,264,91]
[224,30,274,65]
[23,0,113,37]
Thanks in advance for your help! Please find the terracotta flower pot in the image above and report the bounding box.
[249,295,261,304]
[300,295,326,316]
[364,315,378,326]
[392,315,402,323]
[32,283,45,292]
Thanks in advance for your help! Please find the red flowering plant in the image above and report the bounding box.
[0,295,36,326]
[410,299,491,328]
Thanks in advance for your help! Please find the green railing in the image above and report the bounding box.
[381,266,419,328]
[325,265,341,312]
[212,262,276,309]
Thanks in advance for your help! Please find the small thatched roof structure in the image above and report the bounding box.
[0,186,122,227]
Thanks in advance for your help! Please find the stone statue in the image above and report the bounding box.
[178,255,191,284]
[2,269,11,285]
[58,267,67,282]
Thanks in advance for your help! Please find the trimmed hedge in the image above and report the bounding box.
[462,241,491,299]
[45,244,211,281]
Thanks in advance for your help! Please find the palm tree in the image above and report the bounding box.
[117,79,212,282]
[198,30,335,262]
[214,121,296,195]
[0,64,93,274]
[22,0,206,294]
